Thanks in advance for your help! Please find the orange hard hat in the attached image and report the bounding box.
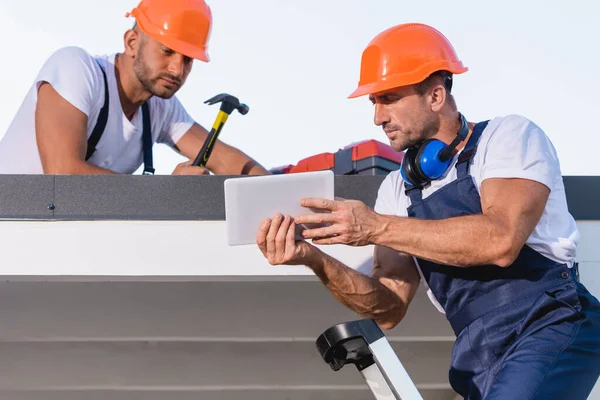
[348,23,467,98]
[126,0,213,62]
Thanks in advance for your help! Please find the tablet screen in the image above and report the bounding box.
[224,170,335,246]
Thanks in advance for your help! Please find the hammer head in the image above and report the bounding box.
[204,93,249,115]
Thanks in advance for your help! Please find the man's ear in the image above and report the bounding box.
[429,84,447,113]
[123,29,140,57]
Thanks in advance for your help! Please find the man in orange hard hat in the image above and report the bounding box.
[0,0,268,176]
[256,23,600,399]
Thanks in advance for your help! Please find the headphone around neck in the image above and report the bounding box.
[400,112,469,187]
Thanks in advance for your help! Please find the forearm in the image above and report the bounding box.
[374,214,516,267]
[210,145,269,175]
[307,250,410,329]
[42,160,118,175]
[174,126,270,175]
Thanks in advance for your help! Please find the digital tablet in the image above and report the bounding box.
[224,170,335,246]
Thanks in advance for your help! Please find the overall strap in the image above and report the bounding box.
[141,102,154,175]
[456,120,489,178]
[86,60,110,161]
[405,184,423,204]
[85,60,154,174]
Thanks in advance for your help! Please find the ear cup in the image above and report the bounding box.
[401,112,470,187]
[400,146,421,186]
[415,139,453,181]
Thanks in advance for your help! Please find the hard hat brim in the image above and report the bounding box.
[155,33,211,62]
[348,64,468,99]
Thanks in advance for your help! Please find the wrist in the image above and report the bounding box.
[303,246,326,270]
[369,213,392,245]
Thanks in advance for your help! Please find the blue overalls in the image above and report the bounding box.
[404,121,600,399]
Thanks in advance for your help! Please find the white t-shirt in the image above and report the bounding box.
[0,46,195,174]
[374,114,580,313]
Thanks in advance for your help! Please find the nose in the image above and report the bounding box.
[373,103,390,127]
[168,54,186,78]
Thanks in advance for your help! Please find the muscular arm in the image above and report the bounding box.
[173,124,269,175]
[36,82,116,174]
[308,245,420,330]
[373,178,550,268]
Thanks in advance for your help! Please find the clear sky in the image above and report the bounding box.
[0,0,597,175]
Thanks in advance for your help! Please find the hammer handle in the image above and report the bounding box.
[192,110,230,167]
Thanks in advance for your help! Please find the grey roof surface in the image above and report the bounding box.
[0,175,597,220]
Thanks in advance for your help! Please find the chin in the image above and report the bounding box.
[152,88,178,99]
[148,80,181,99]
[388,140,407,152]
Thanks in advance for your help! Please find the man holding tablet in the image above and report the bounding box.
[255,23,600,400]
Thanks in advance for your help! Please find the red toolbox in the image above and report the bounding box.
[271,140,404,175]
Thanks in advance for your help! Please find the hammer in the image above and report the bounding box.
[192,93,249,168]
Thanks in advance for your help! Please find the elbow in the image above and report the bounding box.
[42,166,66,174]
[375,309,406,331]
[42,164,75,175]
[41,158,87,175]
[495,253,520,268]
[377,319,399,331]
[492,239,522,268]
[40,158,69,175]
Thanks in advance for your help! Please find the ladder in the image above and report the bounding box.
[316,318,423,400]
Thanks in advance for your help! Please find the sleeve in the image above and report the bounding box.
[480,115,560,190]
[34,46,101,118]
[156,95,195,147]
[374,171,403,216]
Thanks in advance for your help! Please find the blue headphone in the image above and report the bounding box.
[400,112,469,187]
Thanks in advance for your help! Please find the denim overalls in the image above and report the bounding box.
[404,121,600,399]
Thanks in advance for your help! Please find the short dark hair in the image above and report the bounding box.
[415,70,453,96]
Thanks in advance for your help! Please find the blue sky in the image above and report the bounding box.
[0,0,597,175]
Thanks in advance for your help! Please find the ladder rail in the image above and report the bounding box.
[316,318,423,400]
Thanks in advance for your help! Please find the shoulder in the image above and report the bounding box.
[474,114,561,189]
[36,46,105,92]
[42,46,100,73]
[480,114,553,147]
[477,114,559,163]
